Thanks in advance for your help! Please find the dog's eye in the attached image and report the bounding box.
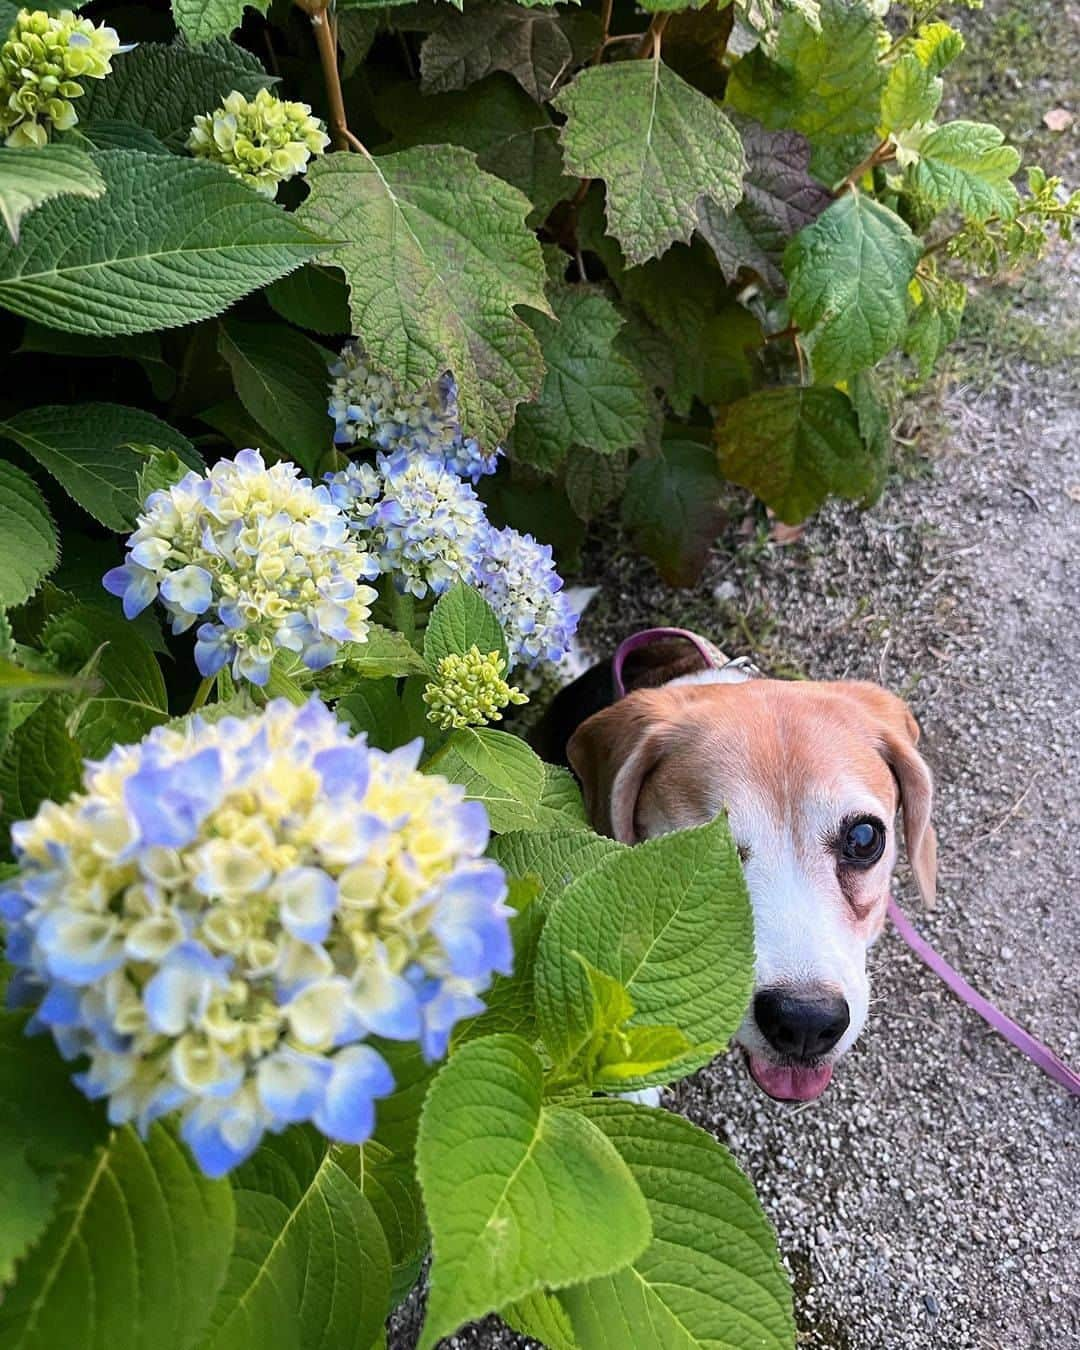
[840,816,886,866]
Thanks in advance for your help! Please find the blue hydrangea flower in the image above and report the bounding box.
[328,343,500,483]
[103,449,380,687]
[1,698,513,1178]
[472,526,580,667]
[328,450,491,600]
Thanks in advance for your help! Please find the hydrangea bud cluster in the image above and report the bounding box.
[0,8,121,148]
[328,343,501,482]
[188,87,329,198]
[475,526,580,667]
[0,698,513,1177]
[103,449,380,687]
[328,450,491,601]
[423,647,528,731]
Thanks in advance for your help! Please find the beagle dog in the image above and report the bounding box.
[534,635,936,1103]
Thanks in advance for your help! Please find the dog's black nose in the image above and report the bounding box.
[753,988,850,1061]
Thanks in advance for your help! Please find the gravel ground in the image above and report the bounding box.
[390,3,1080,1346]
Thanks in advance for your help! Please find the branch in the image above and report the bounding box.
[591,0,614,64]
[295,0,358,154]
[637,12,671,59]
[837,139,896,195]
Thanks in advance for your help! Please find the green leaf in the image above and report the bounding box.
[880,52,942,133]
[558,1102,795,1350]
[425,727,545,832]
[218,320,333,476]
[77,36,275,149]
[134,446,190,502]
[903,273,965,379]
[265,265,351,335]
[696,116,831,288]
[0,151,323,339]
[339,1139,427,1305]
[726,0,885,184]
[416,1035,652,1347]
[0,1012,109,1289]
[376,74,575,227]
[0,1123,235,1350]
[42,605,168,759]
[172,0,271,42]
[594,1024,695,1086]
[488,827,623,906]
[424,582,508,671]
[0,403,201,531]
[553,61,745,266]
[340,625,429,679]
[70,118,168,155]
[534,816,753,1069]
[419,3,597,103]
[0,657,89,701]
[0,699,82,857]
[534,763,588,828]
[298,146,549,450]
[513,286,650,471]
[336,678,414,752]
[715,385,882,523]
[911,20,964,77]
[503,1291,578,1350]
[909,120,1021,222]
[0,462,58,609]
[621,440,726,587]
[565,446,628,522]
[0,144,105,244]
[50,534,167,655]
[784,192,920,384]
[204,1128,391,1350]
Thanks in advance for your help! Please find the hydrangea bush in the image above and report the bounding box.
[0,0,1072,1345]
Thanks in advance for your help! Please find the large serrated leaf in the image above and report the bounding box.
[416,1035,651,1347]
[218,320,333,475]
[340,1139,427,1306]
[513,286,650,471]
[0,461,58,609]
[0,699,82,857]
[565,445,628,522]
[298,146,548,451]
[715,385,882,523]
[0,404,201,531]
[424,582,508,671]
[559,1102,795,1350]
[172,0,270,41]
[621,440,726,587]
[0,1011,109,1290]
[77,37,274,149]
[909,120,1021,222]
[0,144,105,244]
[425,727,545,832]
[43,605,168,759]
[0,152,322,339]
[0,1123,235,1350]
[880,51,942,133]
[784,192,920,384]
[535,817,753,1068]
[265,265,351,335]
[554,61,745,266]
[204,1128,391,1350]
[488,827,623,906]
[726,0,884,184]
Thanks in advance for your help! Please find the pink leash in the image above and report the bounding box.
[612,628,1080,1097]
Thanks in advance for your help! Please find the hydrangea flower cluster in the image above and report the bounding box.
[0,698,513,1177]
[103,449,379,687]
[329,451,490,601]
[0,8,121,148]
[423,648,528,731]
[476,526,580,668]
[329,343,501,482]
[188,87,329,198]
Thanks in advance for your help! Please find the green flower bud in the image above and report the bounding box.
[422,647,529,732]
[187,87,330,198]
[0,9,121,148]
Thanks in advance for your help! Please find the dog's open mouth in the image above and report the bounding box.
[745,1053,834,1102]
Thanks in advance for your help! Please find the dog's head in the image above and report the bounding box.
[567,677,935,1102]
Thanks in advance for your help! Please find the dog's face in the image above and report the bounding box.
[567,677,936,1102]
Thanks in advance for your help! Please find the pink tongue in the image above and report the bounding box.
[748,1056,834,1102]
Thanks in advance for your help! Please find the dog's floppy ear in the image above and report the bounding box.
[836,683,938,907]
[567,690,676,842]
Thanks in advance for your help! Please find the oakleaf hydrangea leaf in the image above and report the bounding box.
[513,286,650,470]
[909,120,1021,222]
[784,192,920,384]
[298,146,549,451]
[715,385,883,523]
[172,0,270,42]
[0,151,323,339]
[0,145,104,243]
[621,440,727,587]
[560,1102,795,1350]
[553,60,745,266]
[696,116,831,287]
[726,0,884,184]
[416,1035,652,1347]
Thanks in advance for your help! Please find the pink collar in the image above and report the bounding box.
[610,627,1080,1097]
